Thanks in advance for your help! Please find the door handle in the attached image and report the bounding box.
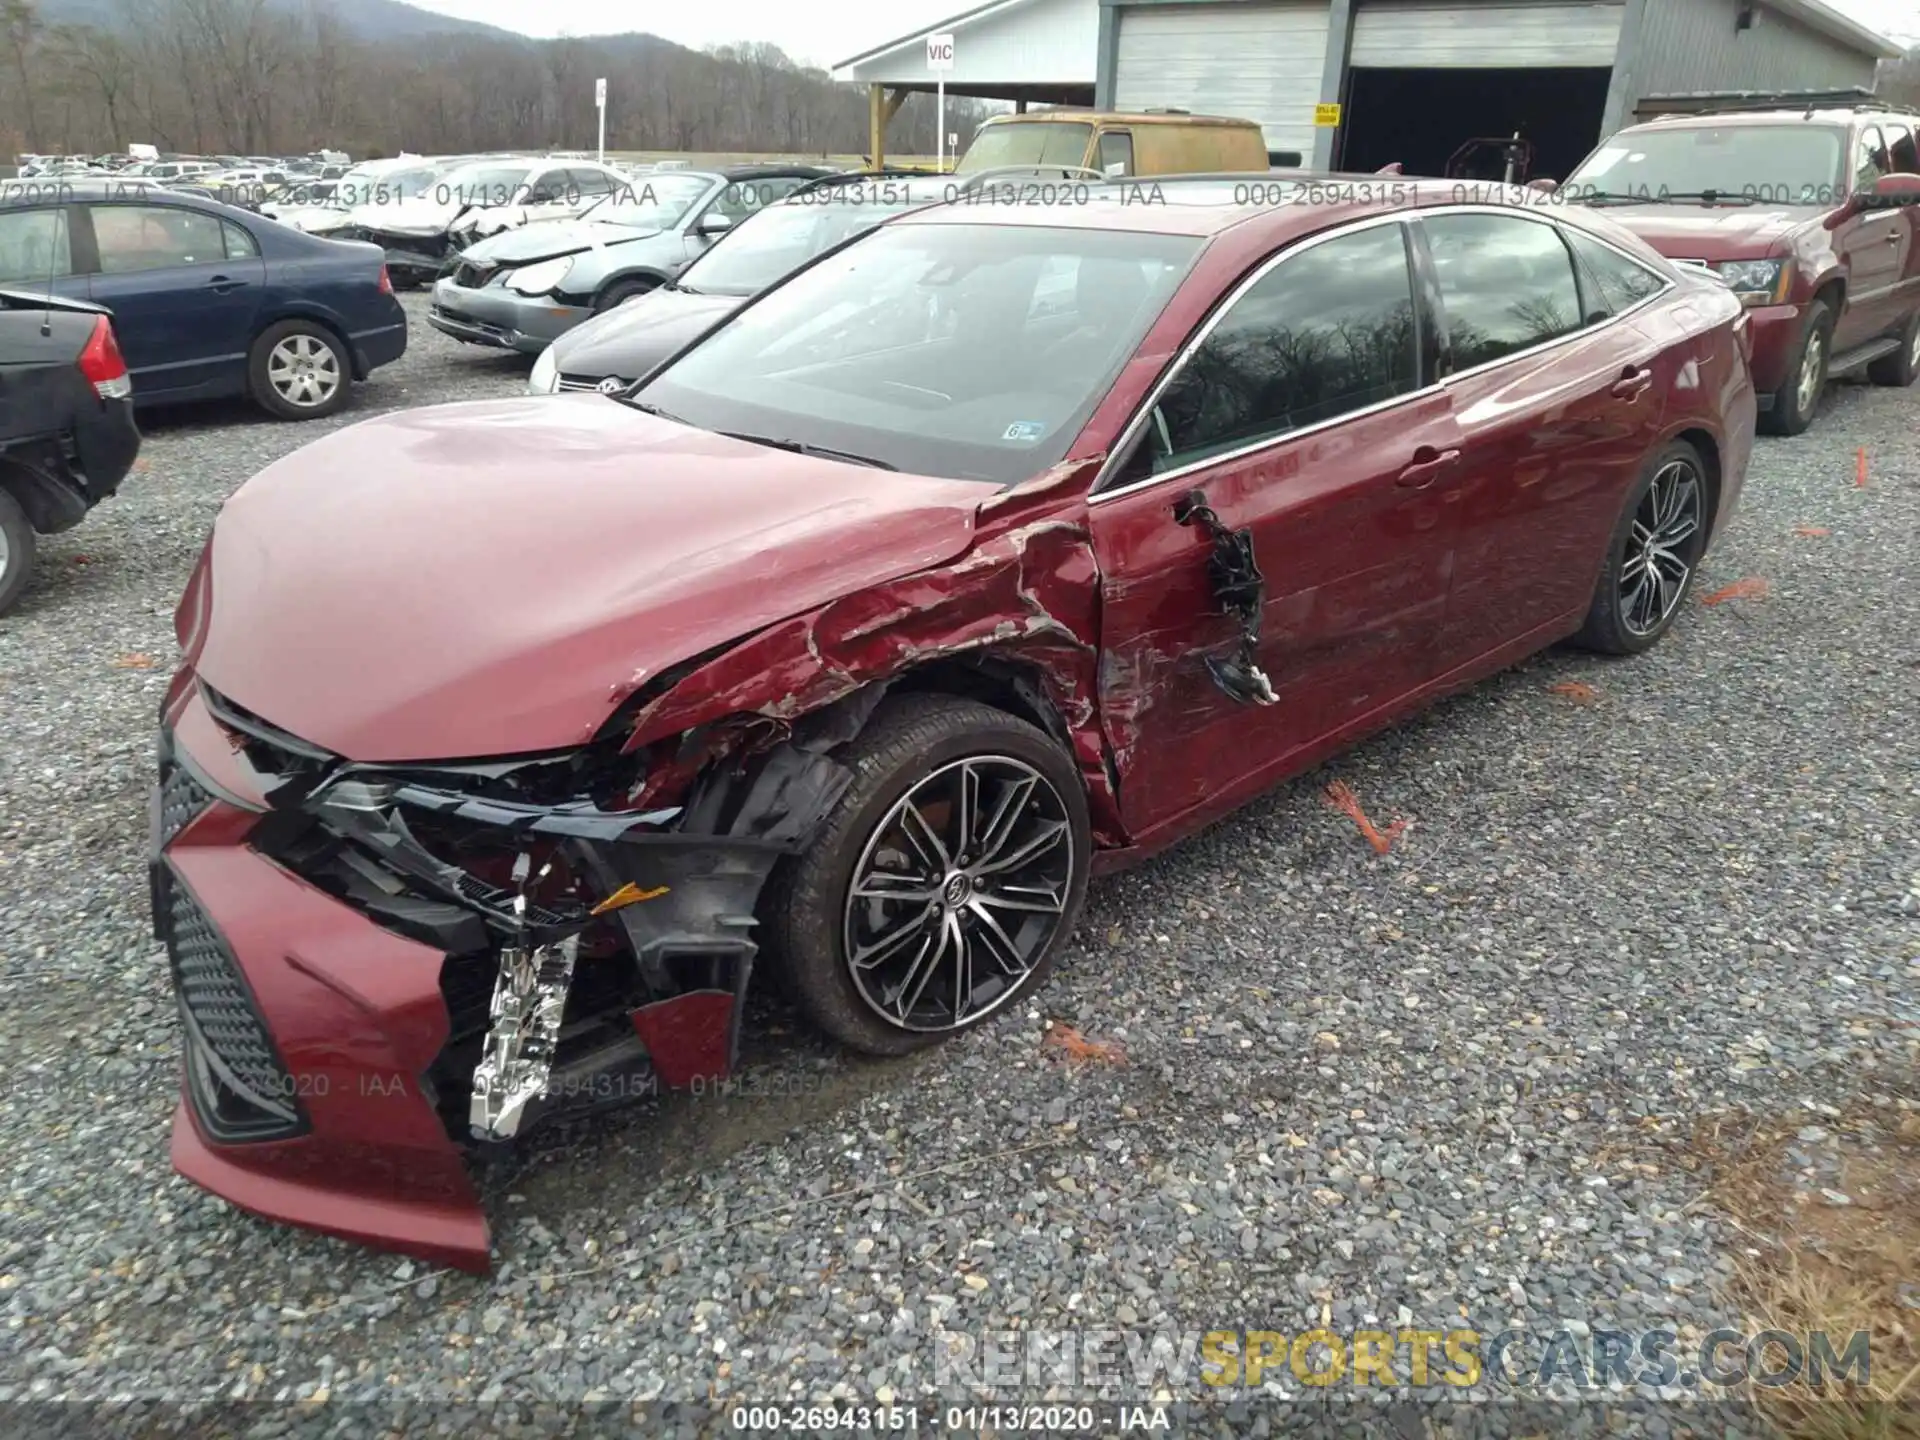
[1889,230,1904,244]
[1610,365,1654,400]
[1396,446,1460,488]
[205,275,247,293]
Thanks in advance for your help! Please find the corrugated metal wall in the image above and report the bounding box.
[1629,0,1877,98]
[1351,1,1625,68]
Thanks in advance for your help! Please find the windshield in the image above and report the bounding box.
[433,163,534,209]
[956,122,1094,173]
[331,166,439,207]
[583,174,715,228]
[633,220,1199,484]
[1567,124,1848,204]
[677,195,931,297]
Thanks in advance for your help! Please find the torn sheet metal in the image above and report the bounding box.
[1173,488,1277,706]
[468,933,579,1140]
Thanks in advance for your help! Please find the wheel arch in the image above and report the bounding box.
[0,453,87,534]
[1669,426,1723,541]
[591,268,669,308]
[252,308,360,380]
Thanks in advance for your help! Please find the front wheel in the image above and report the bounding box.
[1759,299,1831,436]
[1571,440,1709,656]
[1866,308,1920,388]
[593,277,656,313]
[765,695,1091,1056]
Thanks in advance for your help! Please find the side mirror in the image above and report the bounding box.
[695,212,733,237]
[1527,177,1559,192]
[1103,160,1128,178]
[1870,171,1920,205]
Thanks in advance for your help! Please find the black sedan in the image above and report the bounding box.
[0,180,405,420]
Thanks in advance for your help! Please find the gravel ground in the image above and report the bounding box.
[1,295,1916,1430]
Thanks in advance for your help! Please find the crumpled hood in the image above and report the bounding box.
[356,195,464,235]
[548,287,743,379]
[461,219,659,265]
[193,397,989,762]
[1586,203,1817,261]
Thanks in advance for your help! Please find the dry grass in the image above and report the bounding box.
[1685,1099,1920,1439]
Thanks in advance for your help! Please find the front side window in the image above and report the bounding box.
[1855,126,1890,190]
[1142,222,1419,475]
[956,122,1094,173]
[1888,123,1919,174]
[1097,131,1135,177]
[1423,213,1581,370]
[707,177,807,224]
[0,207,72,284]
[91,205,228,273]
[1566,124,1847,205]
[1564,228,1667,320]
[634,221,1199,485]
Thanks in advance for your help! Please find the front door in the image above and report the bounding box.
[1835,126,1906,348]
[80,202,265,400]
[1088,218,1461,839]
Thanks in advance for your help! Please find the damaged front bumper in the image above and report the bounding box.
[152,670,843,1268]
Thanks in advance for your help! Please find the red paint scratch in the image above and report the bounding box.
[1700,578,1770,606]
[1324,780,1407,855]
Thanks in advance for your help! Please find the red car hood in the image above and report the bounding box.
[1592,204,1817,262]
[194,397,989,761]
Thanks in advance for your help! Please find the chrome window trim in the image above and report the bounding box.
[1088,203,1675,505]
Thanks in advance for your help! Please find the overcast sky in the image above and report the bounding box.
[404,0,1918,66]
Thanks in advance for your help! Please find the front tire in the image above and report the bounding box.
[1571,439,1709,656]
[765,695,1091,1056]
[1759,299,1832,436]
[593,277,656,313]
[250,319,350,420]
[0,486,36,616]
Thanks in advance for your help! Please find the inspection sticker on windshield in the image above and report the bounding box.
[1002,421,1046,442]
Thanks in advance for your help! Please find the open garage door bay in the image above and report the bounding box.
[1112,2,1331,164]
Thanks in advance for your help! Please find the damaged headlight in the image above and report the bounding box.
[505,255,575,296]
[1714,258,1790,306]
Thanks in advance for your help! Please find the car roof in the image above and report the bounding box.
[0,178,248,216]
[1623,110,1875,130]
[719,164,838,181]
[981,110,1260,130]
[893,176,1520,238]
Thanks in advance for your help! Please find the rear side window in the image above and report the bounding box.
[222,220,259,259]
[1888,123,1918,174]
[1097,131,1135,177]
[0,206,72,284]
[1149,221,1419,470]
[92,205,228,273]
[1423,213,1582,370]
[1564,228,1667,320]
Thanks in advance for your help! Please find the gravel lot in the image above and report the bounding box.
[1,293,1915,1427]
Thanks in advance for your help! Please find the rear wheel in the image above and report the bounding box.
[1759,298,1832,436]
[249,320,349,420]
[593,277,657,313]
[1866,308,1920,388]
[1571,440,1708,656]
[764,695,1091,1056]
[0,487,37,616]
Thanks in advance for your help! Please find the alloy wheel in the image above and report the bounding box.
[0,524,9,581]
[843,756,1074,1033]
[1795,327,1826,415]
[267,335,342,409]
[1619,458,1702,637]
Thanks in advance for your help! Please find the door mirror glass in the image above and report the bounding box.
[696,212,734,236]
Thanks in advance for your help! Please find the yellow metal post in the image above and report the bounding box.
[868,84,909,170]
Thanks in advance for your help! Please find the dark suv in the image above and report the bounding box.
[1561,101,1920,434]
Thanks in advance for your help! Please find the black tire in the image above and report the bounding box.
[0,486,35,616]
[1571,439,1710,656]
[1866,308,1920,388]
[248,319,351,421]
[593,277,657,313]
[763,694,1091,1056]
[1758,298,1833,436]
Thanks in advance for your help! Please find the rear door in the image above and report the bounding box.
[0,202,90,305]
[80,202,266,400]
[1415,209,1667,664]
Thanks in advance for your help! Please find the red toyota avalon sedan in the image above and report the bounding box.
[154,180,1755,1268]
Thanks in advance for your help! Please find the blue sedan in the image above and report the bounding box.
[0,180,406,420]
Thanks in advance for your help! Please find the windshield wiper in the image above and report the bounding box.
[618,395,683,418]
[720,432,897,470]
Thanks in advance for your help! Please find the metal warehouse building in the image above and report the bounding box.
[840,0,1902,177]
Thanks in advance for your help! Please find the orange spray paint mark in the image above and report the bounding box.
[1855,447,1867,488]
[1043,1023,1128,1066]
[1548,681,1599,705]
[1324,780,1408,855]
[1701,578,1770,606]
[1791,526,1830,538]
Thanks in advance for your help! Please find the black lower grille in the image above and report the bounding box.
[157,761,211,848]
[162,872,305,1142]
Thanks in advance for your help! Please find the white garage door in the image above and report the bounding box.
[1350,0,1624,67]
[1112,2,1332,161]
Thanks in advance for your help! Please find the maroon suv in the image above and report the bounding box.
[1562,104,1920,434]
